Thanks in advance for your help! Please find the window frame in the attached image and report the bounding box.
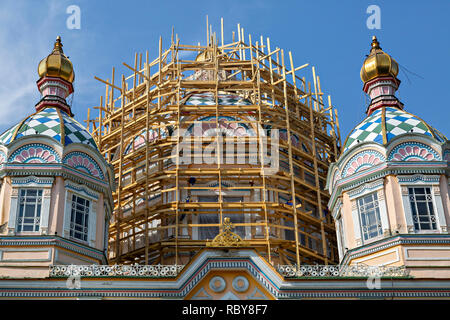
[397,175,445,234]
[16,188,43,234]
[63,181,99,247]
[347,179,389,247]
[8,177,54,236]
[69,193,91,243]
[357,191,384,244]
[407,186,439,233]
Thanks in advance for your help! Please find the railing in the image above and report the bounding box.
[49,264,185,278]
[276,264,410,278]
[50,263,410,278]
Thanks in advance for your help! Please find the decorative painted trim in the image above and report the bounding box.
[232,275,250,292]
[328,164,446,211]
[11,176,54,187]
[1,286,450,299]
[50,264,184,277]
[8,144,60,163]
[4,248,450,299]
[191,288,212,300]
[341,234,450,265]
[209,276,226,292]
[347,179,384,200]
[388,142,441,161]
[342,150,385,178]
[276,263,408,277]
[186,115,256,137]
[63,152,104,179]
[0,165,110,194]
[331,169,341,188]
[331,199,342,219]
[397,174,440,185]
[64,180,99,201]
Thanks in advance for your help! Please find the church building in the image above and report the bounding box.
[0,33,448,300]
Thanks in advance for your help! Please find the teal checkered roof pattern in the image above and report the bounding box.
[0,107,97,150]
[343,107,447,152]
[185,92,252,106]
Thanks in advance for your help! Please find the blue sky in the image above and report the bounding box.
[0,0,449,141]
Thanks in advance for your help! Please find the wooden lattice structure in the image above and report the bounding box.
[87,19,342,266]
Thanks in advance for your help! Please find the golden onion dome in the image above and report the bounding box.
[360,36,398,83]
[38,36,74,83]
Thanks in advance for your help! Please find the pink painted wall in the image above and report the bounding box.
[0,177,11,230]
[341,192,356,249]
[95,193,105,249]
[384,175,407,233]
[48,177,66,236]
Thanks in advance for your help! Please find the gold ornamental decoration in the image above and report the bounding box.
[207,217,249,247]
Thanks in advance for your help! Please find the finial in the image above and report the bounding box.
[53,36,63,52]
[371,36,381,51]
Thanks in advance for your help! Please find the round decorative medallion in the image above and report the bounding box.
[232,275,249,293]
[209,276,226,293]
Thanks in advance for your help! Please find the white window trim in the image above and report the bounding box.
[8,176,54,236]
[103,203,109,253]
[356,191,385,245]
[398,175,446,234]
[335,212,347,261]
[63,181,99,247]
[401,185,443,234]
[348,180,389,246]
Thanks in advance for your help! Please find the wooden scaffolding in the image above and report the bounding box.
[87,19,342,266]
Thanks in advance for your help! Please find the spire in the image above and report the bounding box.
[370,35,381,51]
[361,36,398,84]
[360,36,403,115]
[53,36,64,53]
[35,36,75,116]
[38,36,74,83]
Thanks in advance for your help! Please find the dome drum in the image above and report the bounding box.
[363,75,400,97]
[37,76,73,98]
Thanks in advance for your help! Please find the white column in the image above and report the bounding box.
[351,200,362,246]
[400,186,415,233]
[89,200,97,247]
[40,188,52,235]
[377,189,391,236]
[335,218,343,259]
[432,185,447,233]
[7,189,19,235]
[62,190,72,237]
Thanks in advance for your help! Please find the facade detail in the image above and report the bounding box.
[0,37,114,278]
[0,28,449,300]
[326,36,450,278]
[86,24,341,268]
